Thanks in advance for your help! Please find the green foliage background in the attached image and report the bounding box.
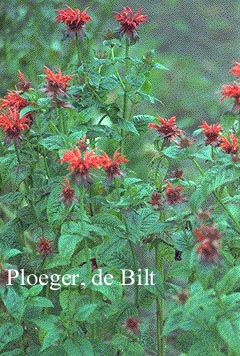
[1,0,239,126]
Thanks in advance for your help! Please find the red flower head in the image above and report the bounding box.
[43,66,73,99]
[0,109,31,145]
[17,71,31,92]
[56,6,92,38]
[115,6,147,40]
[59,147,101,186]
[194,225,221,263]
[148,191,162,207]
[229,61,240,77]
[60,177,78,207]
[122,317,140,334]
[0,90,30,111]
[148,116,183,142]
[164,181,185,205]
[99,149,128,181]
[221,83,240,113]
[199,121,222,146]
[36,237,53,256]
[220,134,239,162]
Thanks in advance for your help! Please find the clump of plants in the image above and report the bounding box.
[0,5,239,356]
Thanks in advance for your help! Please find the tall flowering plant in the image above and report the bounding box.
[0,4,239,356]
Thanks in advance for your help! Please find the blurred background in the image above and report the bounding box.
[0,0,240,128]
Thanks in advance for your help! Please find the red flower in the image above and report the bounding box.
[122,317,140,334]
[99,150,128,180]
[0,90,30,111]
[221,83,240,113]
[36,237,53,256]
[199,121,222,146]
[164,181,185,205]
[148,191,162,207]
[43,66,73,99]
[0,109,31,145]
[220,134,239,161]
[59,147,101,186]
[115,6,147,40]
[194,225,221,263]
[229,61,240,77]
[221,83,240,102]
[60,177,78,207]
[56,6,92,38]
[148,116,183,142]
[17,71,31,92]
[220,134,238,155]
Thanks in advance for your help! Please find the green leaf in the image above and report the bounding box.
[132,114,156,126]
[116,119,139,135]
[20,105,38,117]
[216,265,240,294]
[63,339,82,356]
[92,280,123,304]
[74,304,98,321]
[0,323,23,351]
[30,296,53,308]
[39,135,65,151]
[217,318,240,352]
[58,234,83,259]
[106,248,134,270]
[47,185,65,225]
[10,164,30,187]
[4,248,22,258]
[0,192,23,207]
[28,284,43,297]
[154,62,169,70]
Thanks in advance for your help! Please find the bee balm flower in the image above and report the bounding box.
[115,6,147,41]
[56,6,92,39]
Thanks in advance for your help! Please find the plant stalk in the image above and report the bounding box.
[155,242,165,356]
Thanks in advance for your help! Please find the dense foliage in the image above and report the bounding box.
[0,3,240,356]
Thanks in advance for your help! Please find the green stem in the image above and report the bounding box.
[155,243,165,356]
[129,240,139,309]
[14,144,21,165]
[76,33,82,65]
[120,39,130,156]
[111,47,125,90]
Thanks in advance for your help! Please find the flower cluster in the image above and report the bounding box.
[56,6,92,39]
[194,225,222,263]
[115,6,147,41]
[43,66,73,107]
[221,61,240,113]
[0,72,33,145]
[200,120,239,161]
[148,116,183,143]
[59,142,128,188]
[149,181,186,208]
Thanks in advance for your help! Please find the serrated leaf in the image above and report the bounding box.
[92,280,123,304]
[0,323,23,351]
[30,296,53,308]
[106,248,134,270]
[58,234,83,259]
[216,265,240,294]
[0,192,23,207]
[74,304,98,321]
[47,185,64,225]
[39,135,65,151]
[116,119,139,135]
[133,114,155,126]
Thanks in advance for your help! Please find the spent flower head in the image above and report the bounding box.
[60,177,78,207]
[194,225,221,263]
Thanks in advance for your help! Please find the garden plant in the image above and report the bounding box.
[0,4,240,356]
